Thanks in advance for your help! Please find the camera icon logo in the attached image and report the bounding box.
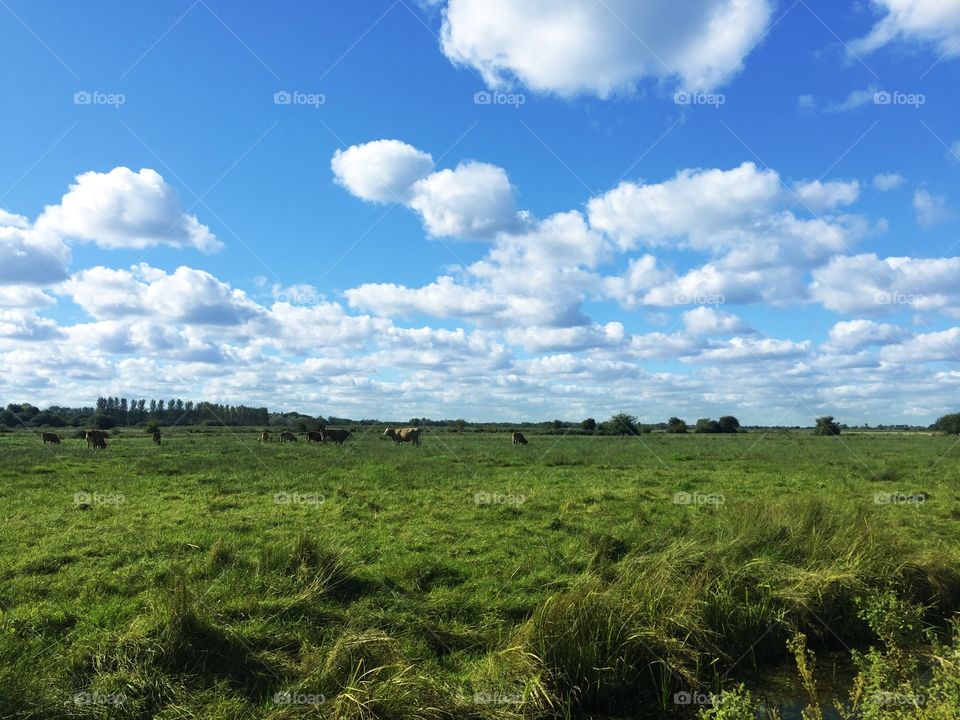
[274,91,292,105]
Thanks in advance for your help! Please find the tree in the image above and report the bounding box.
[666,417,688,434]
[813,416,841,436]
[581,418,597,432]
[602,413,639,435]
[933,413,960,434]
[718,416,741,433]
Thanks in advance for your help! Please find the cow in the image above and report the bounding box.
[85,429,107,450]
[306,430,324,443]
[321,428,352,446]
[512,431,528,445]
[152,432,162,445]
[41,432,61,445]
[383,427,420,446]
[280,431,297,443]
[259,431,271,443]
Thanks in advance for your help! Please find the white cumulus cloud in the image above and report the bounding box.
[37,167,222,253]
[439,0,773,95]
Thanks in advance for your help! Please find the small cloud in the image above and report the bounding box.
[913,188,951,227]
[797,94,817,111]
[872,173,904,192]
[823,88,876,113]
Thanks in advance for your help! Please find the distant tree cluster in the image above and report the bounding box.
[933,413,960,434]
[694,416,742,433]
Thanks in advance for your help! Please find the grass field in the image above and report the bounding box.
[2,428,960,719]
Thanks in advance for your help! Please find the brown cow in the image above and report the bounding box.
[383,427,420,446]
[321,428,352,446]
[41,432,61,445]
[306,430,324,443]
[512,431,528,445]
[280,431,297,443]
[259,431,271,443]
[152,432,162,445]
[85,429,107,449]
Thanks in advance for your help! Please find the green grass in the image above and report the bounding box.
[2,429,960,718]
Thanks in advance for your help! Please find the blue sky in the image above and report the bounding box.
[1,0,959,424]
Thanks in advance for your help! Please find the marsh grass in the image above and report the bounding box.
[1,430,959,717]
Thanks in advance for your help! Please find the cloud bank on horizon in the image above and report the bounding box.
[2,0,959,424]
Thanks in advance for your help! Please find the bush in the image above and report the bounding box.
[695,418,722,433]
[813,416,841,436]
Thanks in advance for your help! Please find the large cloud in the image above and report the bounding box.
[438,0,774,95]
[61,264,263,325]
[851,0,960,58]
[36,167,222,253]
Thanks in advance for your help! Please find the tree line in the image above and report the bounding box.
[3,401,956,434]
[1,398,269,430]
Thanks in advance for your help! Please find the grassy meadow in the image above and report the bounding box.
[2,428,960,719]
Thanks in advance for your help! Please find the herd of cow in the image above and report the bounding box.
[258,426,425,446]
[40,429,161,449]
[38,427,530,448]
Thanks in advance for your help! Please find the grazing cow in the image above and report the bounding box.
[383,427,421,446]
[321,428,352,446]
[152,432,162,445]
[259,431,271,443]
[85,429,107,450]
[306,430,324,443]
[280,431,297,443]
[512,431,528,445]
[41,432,61,445]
